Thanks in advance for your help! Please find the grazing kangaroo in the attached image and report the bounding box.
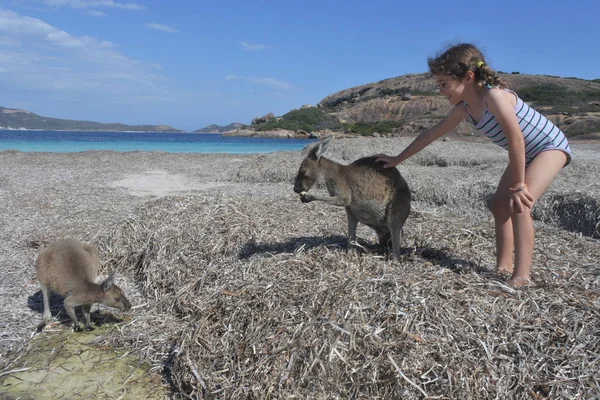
[293,136,411,260]
[35,238,132,332]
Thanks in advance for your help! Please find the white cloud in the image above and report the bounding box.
[0,9,166,99]
[43,0,145,10]
[87,10,106,16]
[144,23,178,34]
[238,41,271,51]
[225,74,293,90]
[99,40,114,48]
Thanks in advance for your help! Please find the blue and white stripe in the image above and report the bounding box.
[465,89,572,166]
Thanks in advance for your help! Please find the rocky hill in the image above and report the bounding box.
[317,73,600,137]
[240,73,600,139]
[193,123,243,133]
[0,107,185,133]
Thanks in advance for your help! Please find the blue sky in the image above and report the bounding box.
[1,0,599,132]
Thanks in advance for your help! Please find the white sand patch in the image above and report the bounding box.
[109,170,221,197]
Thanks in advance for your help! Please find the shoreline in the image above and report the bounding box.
[3,127,599,142]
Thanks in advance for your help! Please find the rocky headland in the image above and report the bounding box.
[217,72,600,139]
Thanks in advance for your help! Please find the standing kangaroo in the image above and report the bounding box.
[293,136,411,260]
[35,238,132,332]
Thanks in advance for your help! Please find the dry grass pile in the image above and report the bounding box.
[534,192,600,239]
[1,139,598,398]
[100,193,600,399]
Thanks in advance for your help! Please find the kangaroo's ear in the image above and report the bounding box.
[314,136,333,160]
[101,272,116,292]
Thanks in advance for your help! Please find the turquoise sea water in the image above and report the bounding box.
[0,130,316,153]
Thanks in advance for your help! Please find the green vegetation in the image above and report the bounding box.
[254,108,343,132]
[378,87,435,97]
[378,87,409,96]
[519,84,600,113]
[252,108,405,135]
[342,120,405,135]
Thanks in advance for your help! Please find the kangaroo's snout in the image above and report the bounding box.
[294,163,314,195]
[293,182,303,194]
[121,297,132,311]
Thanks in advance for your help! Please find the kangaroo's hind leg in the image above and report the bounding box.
[389,224,402,261]
[377,230,391,247]
[345,207,359,252]
[389,206,410,261]
[63,296,83,332]
[37,282,52,331]
[82,304,94,331]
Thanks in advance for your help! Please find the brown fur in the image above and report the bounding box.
[293,137,411,260]
[35,238,132,332]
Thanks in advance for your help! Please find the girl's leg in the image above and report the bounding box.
[509,150,568,286]
[491,167,515,274]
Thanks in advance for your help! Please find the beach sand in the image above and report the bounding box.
[1,137,598,398]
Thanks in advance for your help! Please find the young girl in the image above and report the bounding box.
[376,43,572,287]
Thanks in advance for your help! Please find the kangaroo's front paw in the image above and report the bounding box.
[300,192,313,203]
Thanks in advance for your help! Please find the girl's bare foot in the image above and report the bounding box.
[496,266,513,276]
[506,276,531,288]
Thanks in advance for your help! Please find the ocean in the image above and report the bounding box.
[0,130,317,153]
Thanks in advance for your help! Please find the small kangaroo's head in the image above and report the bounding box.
[293,136,332,194]
[100,273,132,311]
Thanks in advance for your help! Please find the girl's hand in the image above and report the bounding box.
[509,184,534,213]
[375,154,401,168]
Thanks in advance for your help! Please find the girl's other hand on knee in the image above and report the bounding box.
[509,184,534,213]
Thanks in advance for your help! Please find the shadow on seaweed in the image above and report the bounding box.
[239,234,414,260]
[239,235,346,259]
[27,290,124,329]
[415,246,488,275]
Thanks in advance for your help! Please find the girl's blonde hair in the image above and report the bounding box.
[427,43,506,88]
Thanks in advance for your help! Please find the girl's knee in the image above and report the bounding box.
[512,206,533,220]
[491,197,508,218]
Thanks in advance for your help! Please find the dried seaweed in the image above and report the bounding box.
[1,138,599,399]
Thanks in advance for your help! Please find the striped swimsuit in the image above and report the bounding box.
[464,89,572,166]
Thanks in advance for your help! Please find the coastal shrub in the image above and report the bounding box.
[378,87,408,96]
[254,108,343,132]
[519,84,600,113]
[379,87,435,97]
[343,120,405,135]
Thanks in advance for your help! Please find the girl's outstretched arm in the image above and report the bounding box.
[376,104,464,168]
[486,89,534,213]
